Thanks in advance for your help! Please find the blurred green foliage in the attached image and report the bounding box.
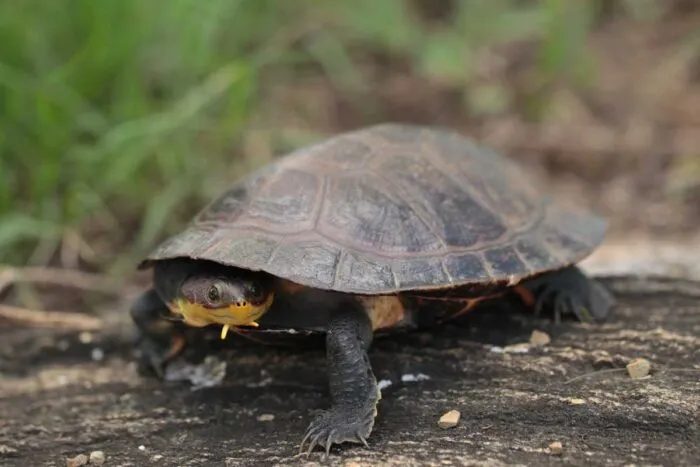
[0,0,677,271]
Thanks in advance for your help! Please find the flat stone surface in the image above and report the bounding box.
[0,277,699,466]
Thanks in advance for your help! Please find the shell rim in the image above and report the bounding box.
[137,232,605,296]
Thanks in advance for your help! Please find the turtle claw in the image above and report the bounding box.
[130,288,189,379]
[358,434,370,448]
[299,407,374,458]
[134,338,166,379]
[527,266,614,324]
[134,334,185,380]
[298,305,379,459]
[534,286,591,324]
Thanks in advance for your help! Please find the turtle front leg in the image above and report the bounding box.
[300,304,380,457]
[130,288,187,378]
[517,265,615,324]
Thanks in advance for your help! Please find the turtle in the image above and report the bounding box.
[130,123,615,456]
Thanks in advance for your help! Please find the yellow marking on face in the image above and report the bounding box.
[169,292,273,339]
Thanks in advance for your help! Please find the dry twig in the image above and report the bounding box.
[0,304,102,331]
[0,266,139,296]
[0,265,140,331]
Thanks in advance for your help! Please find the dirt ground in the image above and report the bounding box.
[1,276,698,466]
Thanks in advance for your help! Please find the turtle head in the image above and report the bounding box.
[167,264,274,339]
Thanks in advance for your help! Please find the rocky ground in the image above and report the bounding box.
[1,275,698,466]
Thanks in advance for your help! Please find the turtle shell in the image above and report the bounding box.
[140,124,606,295]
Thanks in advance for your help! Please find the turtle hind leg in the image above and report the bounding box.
[130,288,187,379]
[300,303,379,458]
[517,265,615,324]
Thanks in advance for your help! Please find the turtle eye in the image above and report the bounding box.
[247,282,265,303]
[206,284,223,305]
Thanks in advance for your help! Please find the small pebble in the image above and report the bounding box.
[627,358,651,379]
[437,410,461,429]
[78,332,93,344]
[529,330,551,347]
[492,343,532,354]
[151,454,164,462]
[401,373,430,382]
[0,444,18,456]
[501,343,530,354]
[66,454,89,467]
[548,441,563,455]
[257,413,275,422]
[91,348,105,362]
[377,379,393,390]
[568,398,586,405]
[138,445,146,451]
[89,451,105,465]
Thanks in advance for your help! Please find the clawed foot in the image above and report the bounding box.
[528,267,615,324]
[533,281,595,324]
[299,302,379,459]
[299,405,376,458]
[134,334,185,379]
[130,288,188,379]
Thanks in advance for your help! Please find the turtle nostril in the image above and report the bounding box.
[235,301,248,307]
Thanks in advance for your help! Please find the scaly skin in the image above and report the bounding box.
[518,265,615,324]
[299,304,379,458]
[130,288,188,378]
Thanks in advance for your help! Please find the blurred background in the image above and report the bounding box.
[2,4,699,463]
[1,0,699,292]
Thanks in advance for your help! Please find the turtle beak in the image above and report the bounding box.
[169,293,274,339]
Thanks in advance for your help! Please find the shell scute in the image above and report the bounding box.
[243,168,321,226]
[380,156,510,248]
[270,242,341,289]
[141,123,606,294]
[514,236,560,271]
[391,257,449,289]
[442,253,491,283]
[334,252,396,293]
[319,175,442,254]
[483,245,530,277]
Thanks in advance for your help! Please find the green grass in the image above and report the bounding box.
[0,0,310,269]
[0,0,670,272]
